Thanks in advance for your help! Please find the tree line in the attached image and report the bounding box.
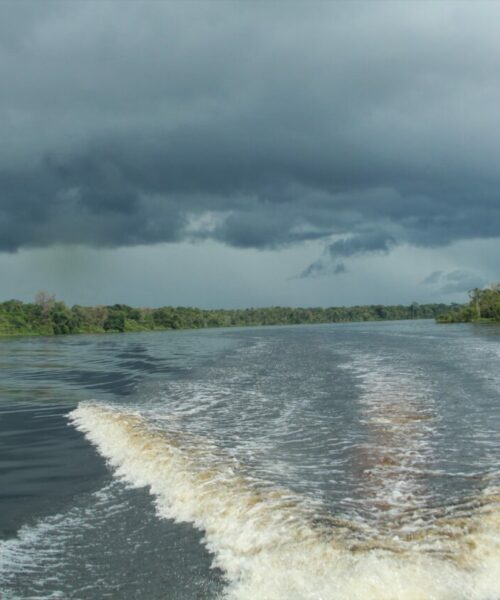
[0,293,461,337]
[437,283,500,323]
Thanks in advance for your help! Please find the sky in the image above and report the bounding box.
[1,0,499,308]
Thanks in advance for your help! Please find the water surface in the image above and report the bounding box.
[1,321,499,599]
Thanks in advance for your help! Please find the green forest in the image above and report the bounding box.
[0,292,460,337]
[437,284,500,323]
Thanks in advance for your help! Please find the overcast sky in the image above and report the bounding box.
[1,0,499,308]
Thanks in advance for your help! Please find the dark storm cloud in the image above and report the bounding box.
[300,260,346,279]
[299,230,394,278]
[1,1,500,267]
[327,232,396,259]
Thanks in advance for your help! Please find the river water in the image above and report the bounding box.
[0,320,499,599]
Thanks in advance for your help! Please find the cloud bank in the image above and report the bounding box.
[1,1,500,275]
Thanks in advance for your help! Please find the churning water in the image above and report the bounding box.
[1,321,499,599]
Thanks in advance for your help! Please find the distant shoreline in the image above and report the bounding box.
[0,299,461,338]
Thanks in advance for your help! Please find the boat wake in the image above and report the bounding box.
[70,402,500,600]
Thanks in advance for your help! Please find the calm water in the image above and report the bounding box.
[0,321,499,599]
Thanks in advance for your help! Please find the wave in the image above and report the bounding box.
[69,402,500,600]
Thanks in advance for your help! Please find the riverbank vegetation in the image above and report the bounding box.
[0,293,460,337]
[437,284,500,323]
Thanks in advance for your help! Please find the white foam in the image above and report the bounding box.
[70,402,500,600]
[0,483,120,599]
